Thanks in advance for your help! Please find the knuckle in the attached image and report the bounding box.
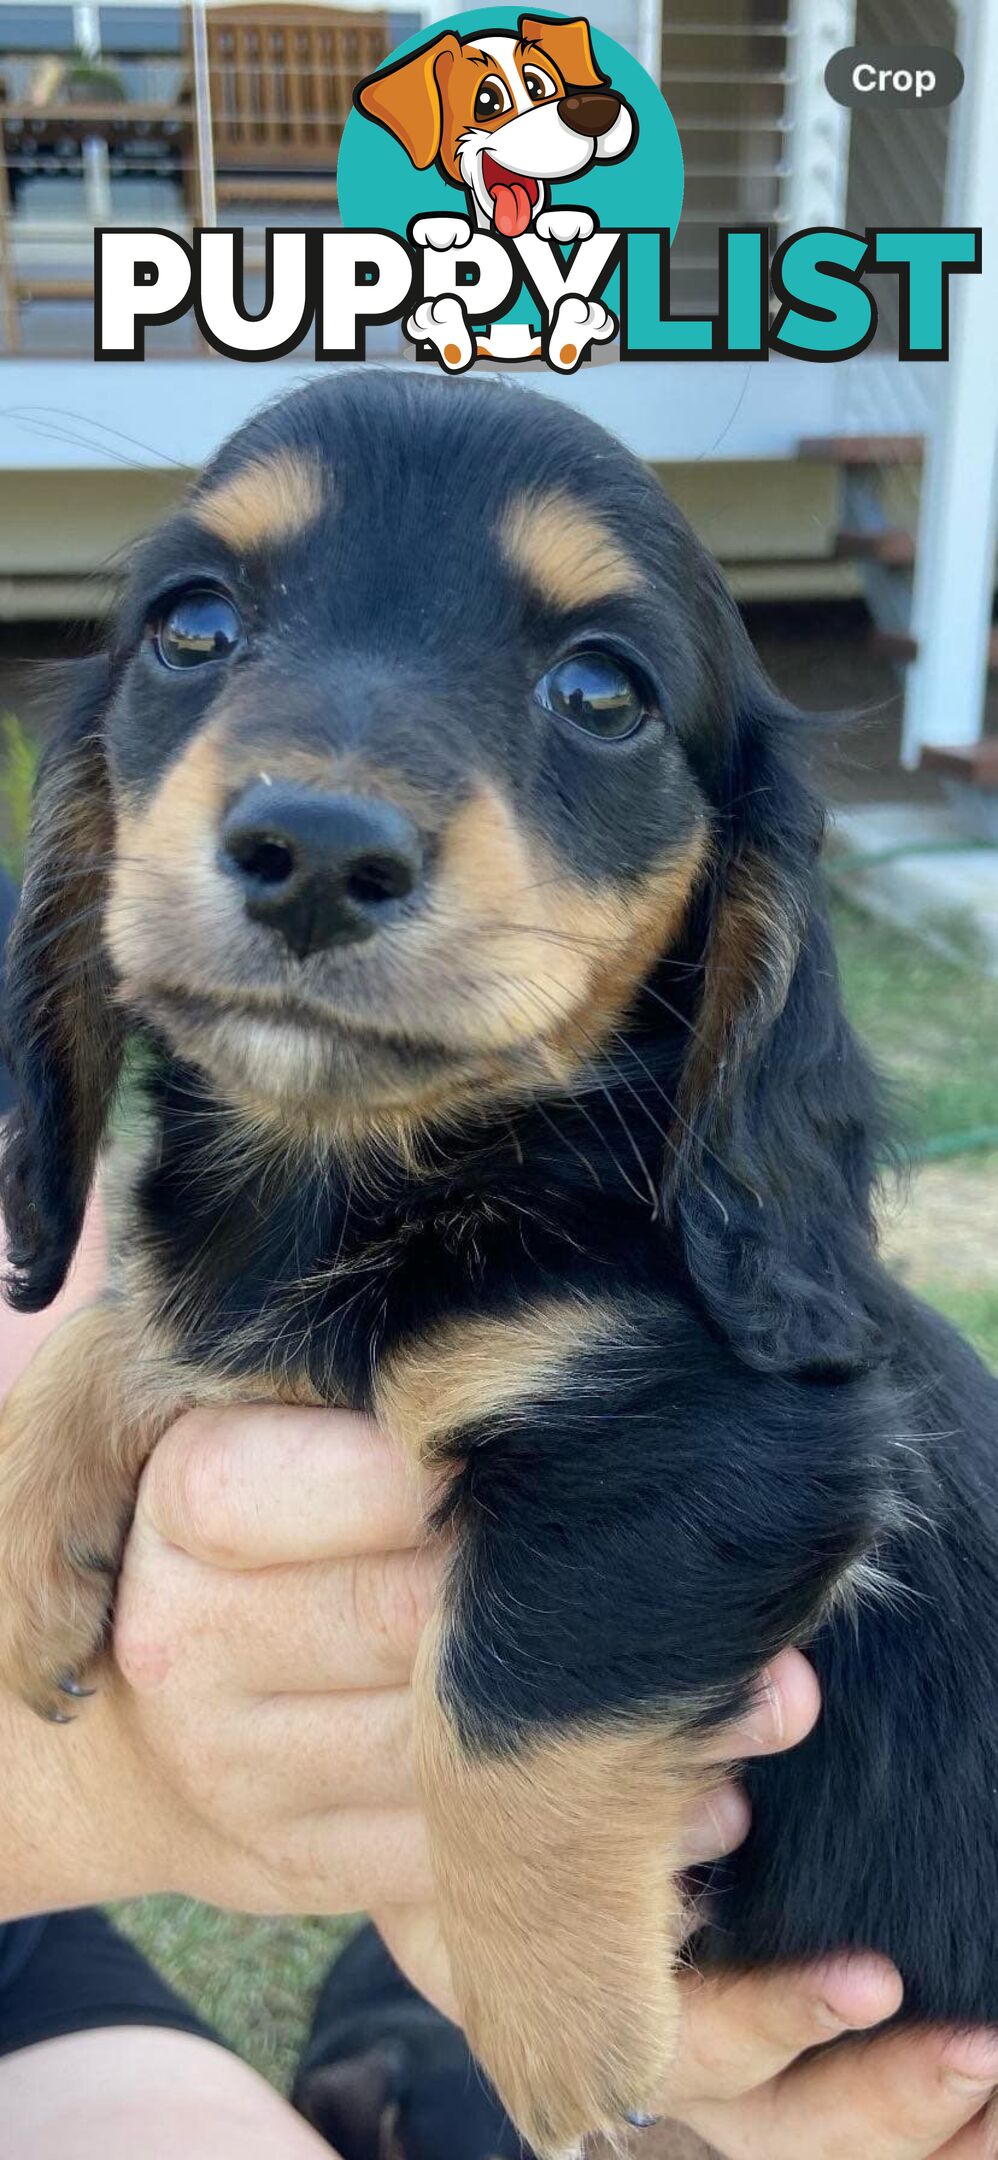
[143,1411,245,1563]
[349,1550,433,1667]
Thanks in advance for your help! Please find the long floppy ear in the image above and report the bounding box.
[354,34,460,170]
[518,14,606,87]
[666,671,891,1376]
[0,656,125,1312]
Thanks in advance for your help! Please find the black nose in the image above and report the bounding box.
[558,89,621,137]
[220,782,423,959]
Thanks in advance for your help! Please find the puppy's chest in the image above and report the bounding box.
[136,1146,591,1414]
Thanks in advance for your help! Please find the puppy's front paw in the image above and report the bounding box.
[0,1302,157,1721]
[404,295,474,371]
[419,1677,696,2155]
[534,207,596,245]
[546,294,616,372]
[410,213,473,251]
[0,1445,121,1719]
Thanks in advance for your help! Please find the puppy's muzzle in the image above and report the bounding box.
[558,90,622,138]
[221,781,423,959]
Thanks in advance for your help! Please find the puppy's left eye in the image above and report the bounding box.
[523,66,555,101]
[475,75,512,121]
[151,588,243,670]
[535,651,652,740]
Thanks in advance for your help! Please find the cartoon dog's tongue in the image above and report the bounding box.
[482,154,539,238]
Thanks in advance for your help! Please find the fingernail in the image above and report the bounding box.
[684,1786,749,1861]
[942,2030,998,2093]
[624,2114,660,2130]
[808,1954,904,2033]
[740,1670,782,1749]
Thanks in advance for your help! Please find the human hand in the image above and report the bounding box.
[0,1401,443,1932]
[663,1959,998,2159]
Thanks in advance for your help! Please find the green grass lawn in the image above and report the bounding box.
[830,892,998,1151]
[111,1904,351,2092]
[104,894,997,2088]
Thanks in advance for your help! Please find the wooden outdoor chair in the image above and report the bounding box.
[203,3,390,206]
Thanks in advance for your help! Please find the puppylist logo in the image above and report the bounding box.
[94,10,981,372]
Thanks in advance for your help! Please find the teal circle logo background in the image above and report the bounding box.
[338,8,684,332]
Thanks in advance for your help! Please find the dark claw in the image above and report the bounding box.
[33,1701,75,1725]
[58,1673,96,1699]
[625,2115,660,2131]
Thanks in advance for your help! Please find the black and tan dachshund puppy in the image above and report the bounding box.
[0,371,996,2155]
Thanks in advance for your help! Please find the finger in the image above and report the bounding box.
[118,1542,443,1697]
[234,1547,443,1692]
[279,1807,436,1912]
[139,1407,436,1568]
[699,1649,821,1765]
[935,2104,998,2159]
[669,1954,903,2107]
[245,1688,417,1810]
[689,2024,998,2160]
[677,1780,751,1865]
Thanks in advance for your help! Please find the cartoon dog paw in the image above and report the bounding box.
[534,208,597,246]
[405,294,474,372]
[546,294,617,372]
[410,214,473,252]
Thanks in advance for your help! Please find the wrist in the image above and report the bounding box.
[0,1683,166,1916]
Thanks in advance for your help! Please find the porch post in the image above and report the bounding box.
[191,0,217,230]
[634,0,662,85]
[780,0,856,236]
[902,1,998,765]
[73,3,112,226]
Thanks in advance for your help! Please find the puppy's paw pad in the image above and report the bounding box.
[534,207,596,244]
[410,214,473,251]
[546,294,616,370]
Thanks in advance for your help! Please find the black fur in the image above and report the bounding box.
[2,371,997,2031]
[292,1924,532,2159]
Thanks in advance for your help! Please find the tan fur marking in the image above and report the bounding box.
[0,1248,340,1715]
[501,492,645,611]
[415,1612,710,2154]
[193,450,324,554]
[678,846,802,1125]
[540,827,710,1077]
[433,787,706,1059]
[376,1296,618,1463]
[0,1300,187,1714]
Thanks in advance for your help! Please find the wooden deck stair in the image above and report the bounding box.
[797,430,997,780]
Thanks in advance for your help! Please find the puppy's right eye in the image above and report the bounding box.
[151,589,242,670]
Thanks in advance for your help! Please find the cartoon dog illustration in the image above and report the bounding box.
[355,14,637,240]
[354,15,634,372]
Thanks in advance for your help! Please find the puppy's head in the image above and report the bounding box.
[103,373,714,1122]
[355,16,635,233]
[3,371,870,1376]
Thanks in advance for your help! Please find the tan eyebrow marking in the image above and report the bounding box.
[500,491,645,611]
[192,449,324,553]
